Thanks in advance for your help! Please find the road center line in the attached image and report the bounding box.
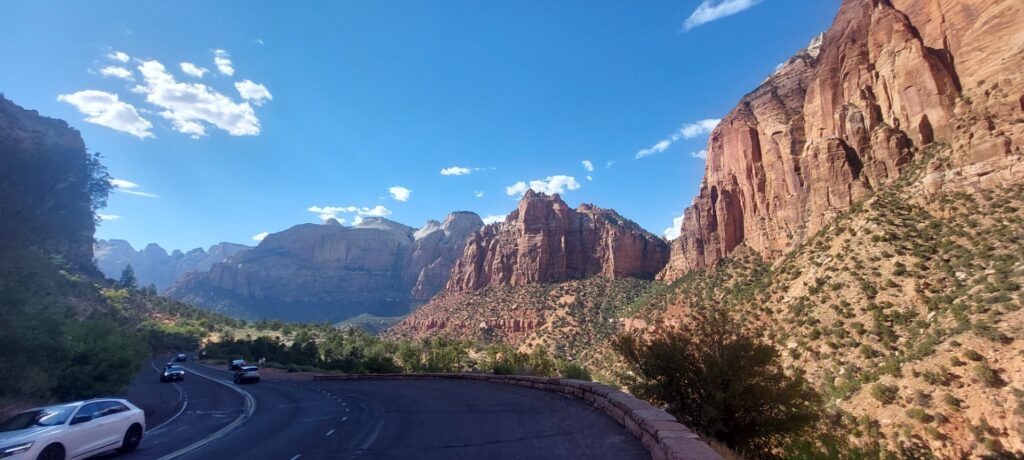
[326,429,335,437]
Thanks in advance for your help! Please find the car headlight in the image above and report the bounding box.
[0,441,34,458]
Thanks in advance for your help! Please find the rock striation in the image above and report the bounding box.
[446,191,670,292]
[166,212,483,322]
[94,239,250,292]
[661,0,1024,280]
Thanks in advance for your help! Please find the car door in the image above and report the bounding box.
[66,403,105,458]
[92,401,128,449]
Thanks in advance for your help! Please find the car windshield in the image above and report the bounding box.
[241,366,258,372]
[166,366,183,372]
[0,406,75,432]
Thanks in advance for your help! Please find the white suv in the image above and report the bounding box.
[0,398,145,460]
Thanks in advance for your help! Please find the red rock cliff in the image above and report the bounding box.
[447,191,669,291]
[661,0,1024,279]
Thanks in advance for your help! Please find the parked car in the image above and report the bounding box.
[174,353,187,362]
[233,366,260,384]
[229,359,246,371]
[160,365,186,383]
[0,399,145,460]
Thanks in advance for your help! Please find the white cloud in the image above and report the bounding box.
[440,166,472,176]
[108,51,130,63]
[636,118,720,159]
[213,49,234,76]
[683,0,761,31]
[605,161,615,169]
[109,178,159,198]
[133,59,261,137]
[581,160,594,172]
[663,212,686,240]
[234,80,272,105]
[482,214,506,225]
[98,213,121,221]
[474,191,485,198]
[180,62,208,78]
[505,175,581,196]
[109,179,139,189]
[691,150,709,160]
[99,66,133,80]
[307,205,392,222]
[57,90,153,139]
[252,231,269,241]
[256,38,265,46]
[586,175,593,181]
[389,186,412,202]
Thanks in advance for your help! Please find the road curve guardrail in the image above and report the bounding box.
[311,373,722,460]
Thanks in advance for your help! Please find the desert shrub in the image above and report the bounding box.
[559,362,592,381]
[964,349,984,361]
[973,363,1003,387]
[613,309,821,456]
[870,383,899,405]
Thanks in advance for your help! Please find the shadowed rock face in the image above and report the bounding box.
[446,191,670,292]
[661,0,1024,280]
[94,240,250,292]
[166,213,483,322]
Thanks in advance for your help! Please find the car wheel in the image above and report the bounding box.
[36,444,64,460]
[117,424,143,453]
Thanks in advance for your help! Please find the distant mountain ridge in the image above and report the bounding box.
[94,239,250,292]
[165,212,484,322]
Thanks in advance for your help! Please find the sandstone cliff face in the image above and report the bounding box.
[446,191,670,292]
[166,213,482,322]
[0,95,96,272]
[661,0,1024,279]
[94,239,250,291]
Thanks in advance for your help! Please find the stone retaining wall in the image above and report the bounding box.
[312,373,721,460]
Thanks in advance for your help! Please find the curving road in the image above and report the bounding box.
[111,357,647,460]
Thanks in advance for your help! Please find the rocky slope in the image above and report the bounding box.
[94,239,250,292]
[447,191,669,292]
[167,213,483,322]
[661,0,1024,279]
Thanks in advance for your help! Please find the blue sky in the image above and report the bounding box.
[1,0,840,251]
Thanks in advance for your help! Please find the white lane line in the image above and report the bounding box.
[325,429,335,437]
[359,419,384,451]
[147,362,189,435]
[342,417,348,422]
[290,455,302,460]
[155,364,257,460]
[298,415,339,423]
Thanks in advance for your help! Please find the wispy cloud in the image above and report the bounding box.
[307,205,392,222]
[581,160,594,172]
[98,213,121,221]
[482,214,506,225]
[213,49,234,76]
[109,178,159,198]
[474,191,485,198]
[252,231,269,241]
[57,90,153,139]
[691,149,709,160]
[107,51,130,63]
[683,0,761,31]
[636,119,719,159]
[441,166,471,176]
[99,66,133,80]
[180,62,208,78]
[389,186,412,202]
[505,175,581,196]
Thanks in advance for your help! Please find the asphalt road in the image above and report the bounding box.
[113,357,647,460]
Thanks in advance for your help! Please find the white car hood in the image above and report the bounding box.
[0,425,60,446]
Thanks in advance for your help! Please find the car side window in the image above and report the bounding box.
[73,403,100,424]
[96,401,129,417]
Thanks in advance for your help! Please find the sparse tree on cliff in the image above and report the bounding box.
[118,264,137,289]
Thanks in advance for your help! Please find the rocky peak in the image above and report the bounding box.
[446,192,669,292]
[660,0,1024,280]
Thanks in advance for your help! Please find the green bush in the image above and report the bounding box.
[559,362,592,381]
[870,383,899,405]
[613,309,821,457]
[973,363,1003,388]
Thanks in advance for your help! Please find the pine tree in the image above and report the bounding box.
[118,264,137,289]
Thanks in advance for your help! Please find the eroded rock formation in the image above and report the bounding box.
[446,191,670,292]
[94,239,250,292]
[166,213,482,322]
[661,0,1024,279]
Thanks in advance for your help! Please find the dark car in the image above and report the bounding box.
[174,353,187,362]
[229,359,246,371]
[161,365,185,382]
[233,366,260,384]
